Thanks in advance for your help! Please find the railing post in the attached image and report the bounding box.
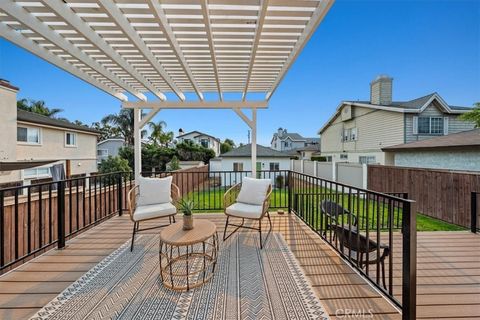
[402,200,416,320]
[57,180,66,250]
[287,171,292,213]
[118,173,123,216]
[471,192,477,233]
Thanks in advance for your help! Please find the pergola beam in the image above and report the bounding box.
[98,0,185,101]
[233,109,258,176]
[43,0,166,101]
[139,108,161,128]
[242,0,269,101]
[266,0,334,100]
[200,0,223,101]
[147,0,204,101]
[0,23,127,101]
[0,0,146,101]
[122,100,268,110]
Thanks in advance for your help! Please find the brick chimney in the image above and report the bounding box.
[370,75,393,105]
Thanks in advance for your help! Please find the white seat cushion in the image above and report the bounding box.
[236,177,271,206]
[138,176,172,206]
[133,202,176,221]
[226,202,263,219]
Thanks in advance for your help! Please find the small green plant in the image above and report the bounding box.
[177,199,195,216]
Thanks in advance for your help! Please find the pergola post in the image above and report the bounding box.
[133,108,142,183]
[251,109,257,177]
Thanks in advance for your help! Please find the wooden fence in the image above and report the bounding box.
[1,166,210,274]
[368,165,480,228]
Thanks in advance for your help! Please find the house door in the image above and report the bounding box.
[256,162,262,178]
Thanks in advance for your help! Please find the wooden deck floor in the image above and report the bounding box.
[0,213,478,319]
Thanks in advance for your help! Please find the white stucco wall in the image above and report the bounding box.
[392,150,480,172]
[211,157,291,186]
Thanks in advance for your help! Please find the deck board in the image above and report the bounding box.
[0,213,478,319]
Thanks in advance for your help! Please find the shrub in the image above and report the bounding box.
[168,155,180,171]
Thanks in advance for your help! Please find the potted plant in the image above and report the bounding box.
[178,199,195,230]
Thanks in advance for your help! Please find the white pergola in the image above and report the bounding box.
[0,0,334,181]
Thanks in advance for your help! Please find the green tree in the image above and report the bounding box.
[220,138,236,154]
[460,102,480,127]
[168,155,180,171]
[176,141,215,163]
[148,120,174,147]
[17,99,63,118]
[101,109,146,145]
[98,156,131,174]
[91,121,120,141]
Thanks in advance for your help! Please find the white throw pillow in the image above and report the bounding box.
[137,176,172,206]
[236,177,271,206]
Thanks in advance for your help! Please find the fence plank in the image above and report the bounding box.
[368,165,480,228]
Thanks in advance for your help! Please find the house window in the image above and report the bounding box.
[65,132,77,147]
[326,156,333,162]
[200,139,209,148]
[97,149,108,157]
[17,126,40,144]
[233,162,244,171]
[417,117,443,134]
[269,162,280,171]
[359,156,376,164]
[342,128,358,142]
[24,167,51,179]
[340,154,348,160]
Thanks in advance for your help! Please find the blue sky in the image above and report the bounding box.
[0,0,478,145]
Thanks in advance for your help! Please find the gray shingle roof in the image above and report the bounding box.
[344,93,470,111]
[382,129,480,151]
[221,144,292,158]
[17,109,99,134]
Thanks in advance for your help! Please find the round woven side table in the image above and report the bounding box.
[159,220,219,291]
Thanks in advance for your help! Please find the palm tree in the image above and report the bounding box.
[148,120,174,146]
[148,120,167,146]
[101,109,136,145]
[17,99,63,118]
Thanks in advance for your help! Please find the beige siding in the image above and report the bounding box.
[16,124,98,177]
[405,102,476,143]
[320,105,404,154]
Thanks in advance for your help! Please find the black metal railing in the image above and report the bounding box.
[1,169,416,319]
[0,171,132,273]
[143,170,290,211]
[472,192,479,233]
[288,171,416,320]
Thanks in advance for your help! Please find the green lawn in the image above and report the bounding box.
[183,188,466,232]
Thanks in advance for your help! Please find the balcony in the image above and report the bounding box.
[0,170,479,319]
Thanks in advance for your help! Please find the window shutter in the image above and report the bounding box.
[413,116,418,135]
[443,117,449,135]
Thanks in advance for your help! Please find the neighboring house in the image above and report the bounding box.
[176,129,221,156]
[211,144,293,186]
[0,80,99,185]
[319,75,475,165]
[288,144,321,160]
[271,128,320,155]
[97,138,125,164]
[382,129,480,172]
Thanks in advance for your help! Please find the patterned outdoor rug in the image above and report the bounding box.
[30,232,329,320]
